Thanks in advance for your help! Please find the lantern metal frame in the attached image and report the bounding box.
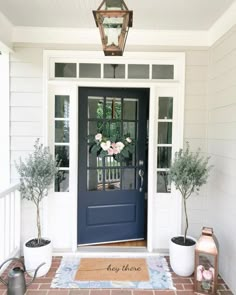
[93,0,133,56]
[194,227,218,294]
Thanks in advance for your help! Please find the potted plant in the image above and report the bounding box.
[169,143,212,276]
[15,139,59,277]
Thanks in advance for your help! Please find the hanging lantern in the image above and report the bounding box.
[194,227,218,294]
[93,0,133,56]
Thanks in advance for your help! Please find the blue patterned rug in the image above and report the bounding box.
[51,255,174,289]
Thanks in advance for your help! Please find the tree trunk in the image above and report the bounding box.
[183,196,188,244]
[36,204,41,243]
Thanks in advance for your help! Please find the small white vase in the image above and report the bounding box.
[169,235,196,277]
[23,238,52,277]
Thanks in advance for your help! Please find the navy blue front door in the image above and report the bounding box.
[78,87,149,245]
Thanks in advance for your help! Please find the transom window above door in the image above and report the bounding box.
[52,61,175,80]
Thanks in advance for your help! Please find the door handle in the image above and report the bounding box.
[139,169,144,192]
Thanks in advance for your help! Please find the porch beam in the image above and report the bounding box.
[0,12,13,53]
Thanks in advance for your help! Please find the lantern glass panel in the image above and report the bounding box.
[195,253,216,294]
[103,17,123,46]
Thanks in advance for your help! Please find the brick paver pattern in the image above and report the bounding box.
[0,257,233,295]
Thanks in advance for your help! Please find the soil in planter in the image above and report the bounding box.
[171,236,196,246]
[26,238,51,248]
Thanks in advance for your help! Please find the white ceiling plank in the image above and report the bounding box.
[0,0,234,30]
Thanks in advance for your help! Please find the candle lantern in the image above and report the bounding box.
[194,227,218,294]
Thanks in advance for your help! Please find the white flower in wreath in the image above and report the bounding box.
[95,133,102,142]
[101,140,111,151]
[115,142,125,152]
[126,137,132,143]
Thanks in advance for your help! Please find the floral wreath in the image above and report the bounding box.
[90,133,135,162]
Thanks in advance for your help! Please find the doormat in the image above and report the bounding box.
[51,256,174,289]
[75,258,149,281]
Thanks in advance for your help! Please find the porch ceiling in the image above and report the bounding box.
[0,0,235,30]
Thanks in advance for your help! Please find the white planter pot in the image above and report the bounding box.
[169,236,196,277]
[24,238,52,277]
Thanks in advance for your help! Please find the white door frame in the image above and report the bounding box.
[43,51,185,253]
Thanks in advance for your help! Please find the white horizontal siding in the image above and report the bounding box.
[208,139,236,159]
[11,136,43,151]
[11,77,42,93]
[10,48,44,255]
[11,92,42,107]
[185,80,207,96]
[11,122,42,136]
[185,50,209,66]
[208,105,236,123]
[208,122,236,140]
[11,107,42,122]
[185,109,207,124]
[208,85,236,108]
[184,95,207,109]
[186,66,208,81]
[207,25,236,293]
[11,151,33,164]
[10,61,42,78]
[183,49,208,242]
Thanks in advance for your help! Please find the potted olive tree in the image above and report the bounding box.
[169,143,212,276]
[15,139,59,277]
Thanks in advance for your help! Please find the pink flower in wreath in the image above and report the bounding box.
[107,147,114,155]
[95,133,102,142]
[111,142,119,154]
[101,140,111,151]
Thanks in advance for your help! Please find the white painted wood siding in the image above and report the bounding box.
[207,26,236,294]
[10,48,43,250]
[183,49,209,241]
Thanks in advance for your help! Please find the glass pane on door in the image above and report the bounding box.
[87,95,140,192]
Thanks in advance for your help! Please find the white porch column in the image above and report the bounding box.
[0,52,10,189]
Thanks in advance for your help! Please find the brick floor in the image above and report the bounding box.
[0,257,233,295]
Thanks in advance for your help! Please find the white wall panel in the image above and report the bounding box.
[184,109,207,124]
[11,107,42,122]
[208,105,236,123]
[185,80,207,96]
[186,50,209,66]
[11,122,42,136]
[11,77,42,93]
[208,122,236,140]
[10,62,42,77]
[184,95,207,109]
[11,92,42,107]
[11,136,42,151]
[186,66,208,81]
[184,124,206,139]
[207,26,236,293]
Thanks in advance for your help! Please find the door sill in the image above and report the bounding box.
[78,238,146,247]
